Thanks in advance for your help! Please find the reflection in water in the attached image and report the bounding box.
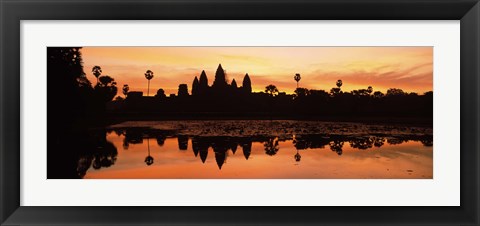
[145,138,154,166]
[264,137,280,156]
[49,129,119,179]
[178,135,188,150]
[48,126,433,179]
[241,141,252,160]
[329,140,344,155]
[294,149,301,162]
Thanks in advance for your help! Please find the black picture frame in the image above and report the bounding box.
[1,0,479,225]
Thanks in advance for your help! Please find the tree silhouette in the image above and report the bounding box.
[329,140,344,155]
[88,132,118,171]
[294,73,301,88]
[373,91,384,98]
[92,66,102,84]
[155,88,166,98]
[47,47,93,132]
[351,89,370,97]
[264,137,280,156]
[367,86,373,95]
[336,79,343,89]
[145,156,155,166]
[330,79,343,95]
[294,87,310,99]
[144,70,154,96]
[91,141,118,170]
[386,88,405,96]
[330,87,341,95]
[373,137,385,147]
[265,84,279,97]
[95,75,118,103]
[350,137,374,150]
[122,84,129,98]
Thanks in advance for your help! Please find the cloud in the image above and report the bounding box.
[308,63,433,92]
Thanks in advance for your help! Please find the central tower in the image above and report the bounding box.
[212,64,228,89]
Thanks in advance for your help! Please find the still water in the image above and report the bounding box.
[81,124,433,179]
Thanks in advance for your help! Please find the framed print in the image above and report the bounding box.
[1,0,479,225]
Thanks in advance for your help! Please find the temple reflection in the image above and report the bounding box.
[49,127,433,178]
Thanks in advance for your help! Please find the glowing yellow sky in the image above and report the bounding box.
[80,47,433,96]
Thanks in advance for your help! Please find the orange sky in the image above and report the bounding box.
[80,47,433,96]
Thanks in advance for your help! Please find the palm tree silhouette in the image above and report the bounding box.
[122,84,129,98]
[336,79,343,89]
[144,138,154,166]
[144,70,154,96]
[294,73,301,88]
[92,66,102,84]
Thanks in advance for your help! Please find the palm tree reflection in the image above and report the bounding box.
[294,150,301,162]
[67,129,434,178]
[144,138,154,166]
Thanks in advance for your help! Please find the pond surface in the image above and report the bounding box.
[77,120,433,179]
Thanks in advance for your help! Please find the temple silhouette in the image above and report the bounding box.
[109,63,433,121]
[192,64,252,96]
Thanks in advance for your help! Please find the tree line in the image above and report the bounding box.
[117,64,432,120]
[47,47,432,123]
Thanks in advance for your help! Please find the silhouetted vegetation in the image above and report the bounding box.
[57,127,434,177]
[48,47,120,128]
[107,64,432,122]
[122,84,129,98]
[144,70,154,96]
[48,128,118,179]
[47,47,122,178]
[46,50,434,122]
[47,121,433,178]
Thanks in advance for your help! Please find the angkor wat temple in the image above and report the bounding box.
[192,64,253,96]
[109,64,433,121]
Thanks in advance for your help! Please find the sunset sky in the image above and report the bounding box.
[80,47,433,96]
